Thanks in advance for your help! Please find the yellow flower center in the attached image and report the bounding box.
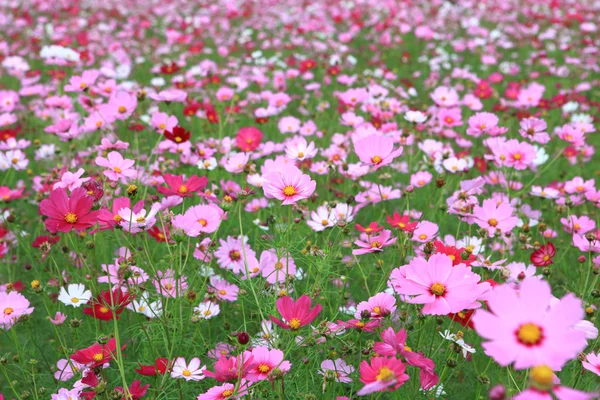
[71,297,79,303]
[99,306,109,313]
[321,219,329,226]
[488,218,498,227]
[113,166,122,173]
[182,369,191,377]
[79,82,87,89]
[371,241,381,248]
[371,155,382,164]
[297,152,304,158]
[376,366,394,381]
[165,283,173,290]
[4,307,13,315]
[283,185,297,196]
[513,153,522,160]
[95,121,103,128]
[404,345,412,352]
[517,323,543,345]
[118,105,127,113]
[136,217,146,223]
[222,390,234,398]
[430,282,446,296]
[373,306,381,315]
[198,219,207,226]
[64,212,78,223]
[178,185,188,194]
[219,289,227,295]
[258,364,270,373]
[531,365,553,386]
[113,214,122,222]
[418,234,427,240]
[93,353,103,362]
[289,318,301,330]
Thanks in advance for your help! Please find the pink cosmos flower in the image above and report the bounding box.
[472,278,587,370]
[319,359,355,383]
[108,91,137,120]
[95,151,137,182]
[430,86,459,107]
[390,253,490,315]
[466,112,499,137]
[49,312,67,325]
[64,70,100,92]
[410,171,432,188]
[53,168,90,191]
[355,292,396,319]
[197,382,249,400]
[118,203,162,234]
[519,117,550,144]
[203,353,254,382]
[501,139,536,170]
[55,358,85,381]
[151,112,178,133]
[172,204,223,237]
[154,269,188,298]
[97,197,144,231]
[560,215,595,235]
[40,187,100,233]
[148,89,187,103]
[269,295,323,331]
[352,229,397,255]
[353,134,403,170]
[438,107,463,127]
[285,137,318,160]
[209,277,239,302]
[357,357,409,396]
[157,174,208,198]
[411,221,439,243]
[244,347,291,382]
[260,249,296,284]
[214,236,256,274]
[582,353,600,377]
[263,164,316,205]
[171,357,206,381]
[0,291,34,329]
[473,198,518,237]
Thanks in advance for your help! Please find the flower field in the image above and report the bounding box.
[0,0,600,399]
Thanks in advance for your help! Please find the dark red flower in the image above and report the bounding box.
[530,242,555,267]
[299,59,317,73]
[157,174,208,198]
[206,105,219,124]
[83,289,134,321]
[83,180,104,202]
[135,357,169,376]
[31,235,60,248]
[386,212,418,232]
[147,226,172,243]
[355,222,384,235]
[235,127,263,152]
[160,62,180,75]
[163,126,191,144]
[71,338,124,368]
[448,309,475,329]
[116,380,150,399]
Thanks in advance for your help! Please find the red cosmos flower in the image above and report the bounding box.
[338,319,382,332]
[530,242,555,267]
[71,338,124,368]
[116,380,150,399]
[147,225,172,243]
[206,105,219,124]
[157,174,208,198]
[0,187,24,202]
[356,222,384,235]
[160,62,180,75]
[299,59,317,72]
[128,122,145,131]
[135,357,169,376]
[31,235,60,248]
[327,65,341,76]
[183,103,201,116]
[82,180,104,201]
[203,354,255,382]
[269,295,323,331]
[83,288,134,321]
[235,127,263,152]
[163,126,191,144]
[448,309,476,329]
[473,156,487,173]
[81,372,99,387]
[255,117,269,124]
[432,240,476,266]
[39,187,100,233]
[386,212,418,232]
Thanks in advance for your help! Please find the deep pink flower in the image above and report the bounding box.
[269,295,323,331]
[352,229,397,255]
[354,134,403,170]
[244,347,291,382]
[157,174,208,198]
[40,187,100,233]
[97,197,144,230]
[357,357,409,396]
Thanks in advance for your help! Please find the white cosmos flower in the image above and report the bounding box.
[194,301,220,319]
[58,284,92,308]
[197,157,217,171]
[404,110,428,123]
[126,293,162,318]
[440,330,476,358]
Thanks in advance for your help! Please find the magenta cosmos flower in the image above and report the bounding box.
[263,164,316,205]
[472,278,587,370]
[172,204,223,237]
[40,187,100,233]
[352,229,397,255]
[157,173,208,198]
[354,134,403,170]
[269,295,323,331]
[244,347,291,382]
[357,357,409,396]
[390,253,490,315]
[473,198,519,237]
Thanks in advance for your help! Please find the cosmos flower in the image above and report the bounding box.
[262,164,316,205]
